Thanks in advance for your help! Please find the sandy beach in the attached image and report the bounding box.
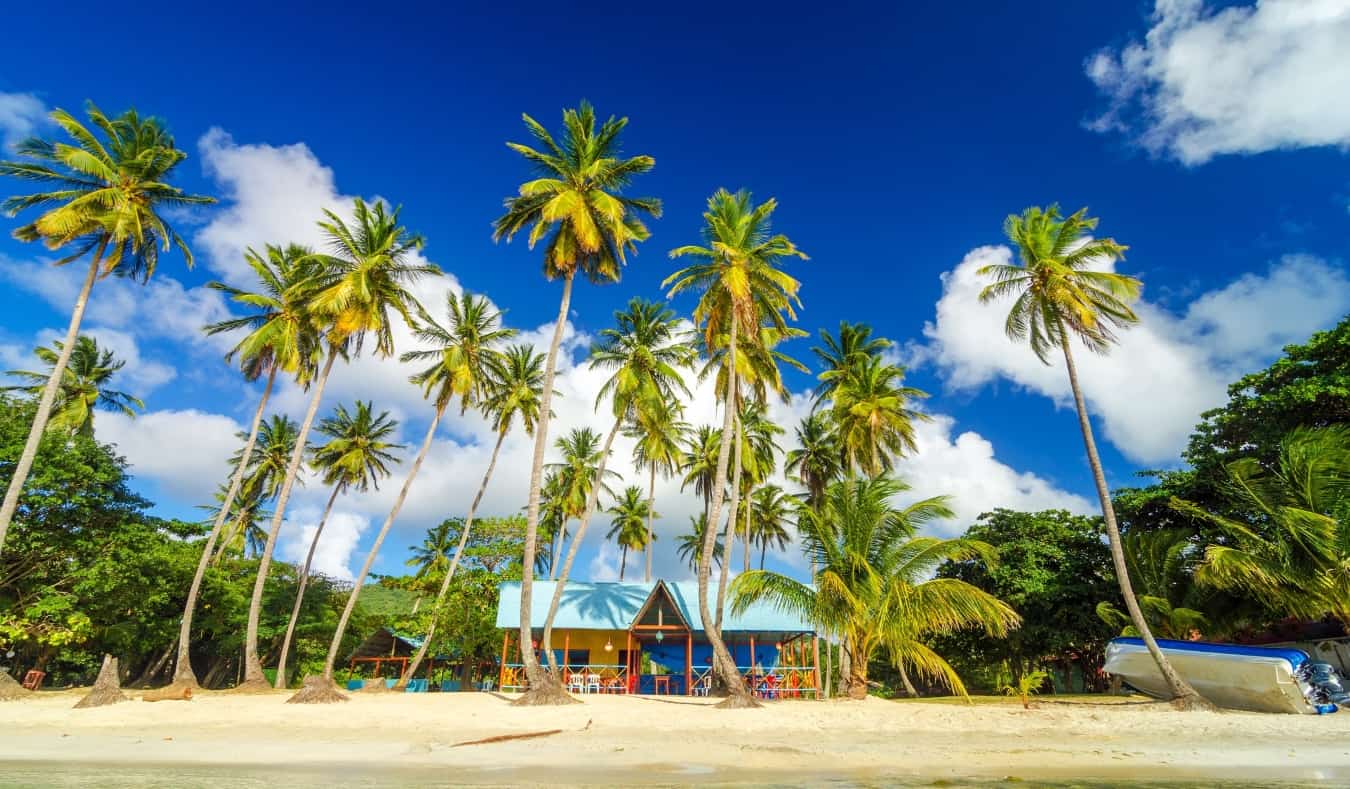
[3,690,1350,786]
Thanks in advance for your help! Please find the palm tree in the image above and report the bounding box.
[785,412,842,510]
[736,401,784,572]
[245,198,437,691]
[215,415,304,562]
[540,299,693,677]
[606,486,654,580]
[749,484,795,570]
[545,427,622,577]
[732,476,1018,698]
[0,103,213,556]
[396,345,546,689]
[832,355,929,477]
[676,514,723,573]
[166,245,319,689]
[977,203,1206,708]
[274,401,403,687]
[493,102,659,703]
[1096,528,1210,641]
[407,520,457,591]
[811,321,892,406]
[665,189,806,707]
[680,425,723,520]
[627,399,688,581]
[3,336,142,436]
[199,483,270,560]
[1176,426,1350,626]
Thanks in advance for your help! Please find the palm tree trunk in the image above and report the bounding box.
[172,367,277,688]
[312,402,446,692]
[1058,330,1209,709]
[550,520,566,580]
[742,485,753,574]
[645,464,655,583]
[516,273,573,705]
[715,415,744,633]
[397,428,507,688]
[759,544,766,571]
[897,664,919,697]
[241,345,338,688]
[697,320,756,708]
[0,244,104,559]
[845,637,868,700]
[273,483,341,688]
[541,417,620,679]
[619,546,627,581]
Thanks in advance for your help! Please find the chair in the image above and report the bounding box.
[479,678,495,692]
[21,670,45,691]
[567,671,585,694]
[586,673,601,694]
[405,678,428,693]
[762,674,779,700]
[440,680,460,692]
[693,674,711,697]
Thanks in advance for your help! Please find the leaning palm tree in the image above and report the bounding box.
[732,476,1018,698]
[493,102,659,705]
[3,336,142,436]
[395,346,546,689]
[168,244,319,689]
[243,198,437,691]
[215,415,305,563]
[977,203,1207,708]
[627,399,689,581]
[0,103,213,556]
[606,486,654,581]
[274,401,403,688]
[665,189,806,706]
[832,355,929,477]
[545,427,622,578]
[540,299,693,678]
[749,484,795,570]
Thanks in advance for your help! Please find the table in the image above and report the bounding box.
[653,676,671,695]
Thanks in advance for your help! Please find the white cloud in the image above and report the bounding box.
[1087,0,1350,164]
[0,91,46,148]
[96,409,241,502]
[920,245,1350,464]
[278,505,370,582]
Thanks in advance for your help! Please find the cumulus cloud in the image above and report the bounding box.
[921,245,1350,464]
[96,409,242,502]
[0,91,46,148]
[278,505,371,582]
[1086,0,1350,164]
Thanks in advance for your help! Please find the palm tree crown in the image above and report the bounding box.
[204,244,323,383]
[605,486,654,580]
[310,401,404,493]
[401,291,516,415]
[546,427,622,520]
[831,355,929,476]
[482,344,548,437]
[3,336,142,436]
[785,412,842,508]
[590,297,694,420]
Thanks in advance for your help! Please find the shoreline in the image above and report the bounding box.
[4,690,1350,785]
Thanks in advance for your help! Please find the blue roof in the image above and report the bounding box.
[495,580,814,634]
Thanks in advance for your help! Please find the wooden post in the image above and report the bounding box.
[685,631,693,696]
[625,630,633,694]
[563,632,570,676]
[812,635,822,700]
[498,630,509,691]
[749,635,756,698]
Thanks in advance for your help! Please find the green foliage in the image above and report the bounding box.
[1000,668,1050,709]
[2,336,143,436]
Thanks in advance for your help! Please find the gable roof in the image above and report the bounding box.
[494,580,815,634]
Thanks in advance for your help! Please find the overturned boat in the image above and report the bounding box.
[1104,637,1345,714]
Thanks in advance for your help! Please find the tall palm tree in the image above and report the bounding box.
[811,321,892,405]
[677,514,723,573]
[606,486,654,581]
[627,399,688,582]
[167,244,319,688]
[215,415,305,562]
[732,476,1018,698]
[0,103,212,556]
[680,424,723,520]
[736,401,784,572]
[545,427,622,577]
[665,189,806,706]
[245,198,436,691]
[274,401,403,687]
[785,412,842,510]
[749,484,795,570]
[407,520,457,590]
[396,345,546,689]
[540,299,693,676]
[493,103,659,703]
[832,355,929,477]
[3,336,142,436]
[977,203,1206,708]
[199,483,270,560]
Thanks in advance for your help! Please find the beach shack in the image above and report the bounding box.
[494,580,821,698]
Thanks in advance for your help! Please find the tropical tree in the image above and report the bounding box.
[680,424,723,520]
[1095,528,1209,641]
[545,428,623,577]
[665,188,806,706]
[676,514,722,573]
[606,486,654,581]
[785,412,842,510]
[274,401,403,687]
[627,399,688,581]
[198,483,269,559]
[407,520,457,593]
[811,321,892,406]
[244,197,437,691]
[492,102,659,704]
[215,415,304,561]
[540,299,692,676]
[977,203,1207,708]
[731,476,1018,698]
[736,401,784,572]
[831,355,929,476]
[2,336,142,436]
[396,344,547,689]
[749,484,795,570]
[0,103,213,556]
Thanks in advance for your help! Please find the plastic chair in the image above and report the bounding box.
[586,673,601,694]
[567,671,585,694]
[693,674,711,697]
[440,680,460,692]
[346,678,365,691]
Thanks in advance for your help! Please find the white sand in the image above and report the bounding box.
[4,689,1350,784]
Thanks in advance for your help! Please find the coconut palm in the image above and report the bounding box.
[677,514,723,573]
[832,355,929,477]
[732,476,1018,698]
[245,198,436,691]
[785,412,842,510]
[396,344,547,688]
[3,335,142,436]
[1175,426,1350,626]
[274,401,403,687]
[665,188,806,706]
[198,484,270,560]
[0,104,213,555]
[606,486,654,581]
[540,299,693,676]
[749,484,796,570]
[215,415,305,562]
[493,103,659,703]
[165,244,320,688]
[977,203,1205,708]
[680,425,724,520]
[407,520,457,589]
[811,321,892,406]
[627,399,689,581]
[736,401,784,572]
[545,427,623,576]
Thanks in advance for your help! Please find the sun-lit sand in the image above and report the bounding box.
[4,689,1350,784]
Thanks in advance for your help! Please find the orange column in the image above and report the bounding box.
[498,630,509,691]
[812,636,822,700]
[749,635,756,697]
[563,632,570,675]
[685,631,693,696]
[625,630,633,693]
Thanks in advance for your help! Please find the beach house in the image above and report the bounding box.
[494,580,821,698]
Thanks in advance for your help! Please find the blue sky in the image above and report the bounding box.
[1,0,1348,583]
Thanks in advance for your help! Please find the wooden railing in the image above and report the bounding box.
[500,663,629,693]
